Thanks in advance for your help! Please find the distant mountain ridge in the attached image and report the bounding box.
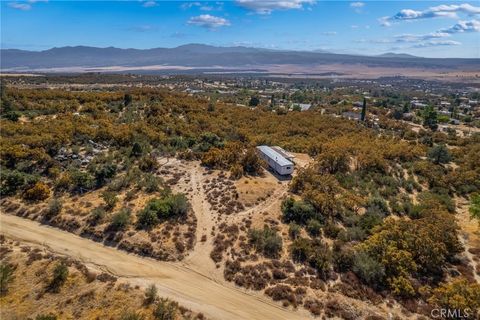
[1,44,478,71]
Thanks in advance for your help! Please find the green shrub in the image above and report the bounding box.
[101,190,118,211]
[290,238,331,279]
[333,244,355,272]
[48,262,69,293]
[323,221,341,238]
[427,144,451,164]
[144,284,158,305]
[120,312,145,320]
[138,155,158,172]
[89,207,106,225]
[109,208,131,231]
[141,174,161,193]
[352,251,385,287]
[137,208,160,229]
[153,298,178,320]
[141,193,189,221]
[288,223,301,239]
[0,263,15,296]
[306,219,322,237]
[248,226,283,258]
[46,198,63,217]
[0,170,27,195]
[281,197,316,224]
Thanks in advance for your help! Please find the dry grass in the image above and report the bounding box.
[0,238,203,320]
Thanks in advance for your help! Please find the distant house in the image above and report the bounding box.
[342,111,362,121]
[292,103,312,111]
[256,145,294,176]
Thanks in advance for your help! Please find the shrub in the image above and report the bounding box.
[120,312,145,320]
[323,221,341,238]
[169,194,188,217]
[101,190,118,211]
[352,251,385,287]
[366,196,389,216]
[229,164,244,180]
[139,155,158,172]
[142,193,189,221]
[48,262,69,293]
[69,169,95,193]
[290,238,332,278]
[153,298,178,320]
[288,223,301,239]
[141,174,160,193]
[427,144,451,165]
[109,208,131,231]
[333,244,355,273]
[306,219,322,237]
[470,194,480,224]
[248,226,283,258]
[241,148,263,175]
[137,208,160,229]
[0,170,27,195]
[428,278,480,315]
[0,263,15,296]
[46,198,63,217]
[281,197,316,224]
[144,284,158,305]
[93,162,117,187]
[35,315,57,320]
[130,142,143,157]
[89,207,106,225]
[23,181,50,201]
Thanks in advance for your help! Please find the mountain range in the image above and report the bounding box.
[1,44,479,72]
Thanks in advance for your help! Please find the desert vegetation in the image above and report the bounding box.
[0,237,205,320]
[1,77,479,319]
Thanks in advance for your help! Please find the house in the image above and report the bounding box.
[292,103,312,111]
[256,145,294,175]
[271,146,295,162]
[342,111,362,121]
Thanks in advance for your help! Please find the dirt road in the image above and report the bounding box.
[0,214,310,320]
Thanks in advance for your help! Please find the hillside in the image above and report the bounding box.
[1,44,479,71]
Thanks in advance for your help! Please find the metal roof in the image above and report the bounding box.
[256,145,294,167]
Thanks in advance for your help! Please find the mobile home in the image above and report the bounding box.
[256,145,294,176]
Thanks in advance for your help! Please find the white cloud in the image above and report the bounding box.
[350,2,364,8]
[181,2,221,11]
[412,40,461,48]
[394,32,450,43]
[442,19,480,33]
[235,0,315,14]
[141,1,157,8]
[8,2,32,10]
[128,25,157,32]
[187,14,230,29]
[322,31,337,36]
[380,3,480,26]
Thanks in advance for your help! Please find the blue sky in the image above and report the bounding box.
[1,0,479,58]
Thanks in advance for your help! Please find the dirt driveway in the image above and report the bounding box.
[0,214,311,320]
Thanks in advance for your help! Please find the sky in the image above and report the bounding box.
[1,0,479,58]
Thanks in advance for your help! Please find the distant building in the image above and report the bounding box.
[256,145,294,175]
[292,103,312,111]
[342,111,362,121]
